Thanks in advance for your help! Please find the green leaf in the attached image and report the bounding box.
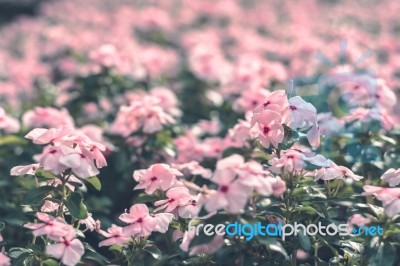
[295,206,325,218]
[189,232,214,248]
[369,242,396,266]
[297,228,311,252]
[64,192,88,219]
[24,186,54,204]
[0,135,27,146]
[135,193,155,203]
[86,176,101,191]
[42,259,59,266]
[258,237,288,257]
[35,168,57,179]
[143,244,162,260]
[82,242,110,264]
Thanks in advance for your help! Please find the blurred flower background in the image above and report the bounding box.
[0,0,400,265]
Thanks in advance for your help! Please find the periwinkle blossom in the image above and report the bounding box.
[12,127,107,179]
[133,164,182,194]
[362,186,400,217]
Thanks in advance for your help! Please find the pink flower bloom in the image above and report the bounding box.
[348,214,370,230]
[24,213,70,240]
[205,161,253,213]
[99,224,130,247]
[270,177,287,197]
[233,87,270,113]
[250,110,284,149]
[22,107,74,129]
[152,212,174,233]
[59,149,100,178]
[133,164,182,194]
[315,160,363,181]
[253,90,290,123]
[224,118,251,149]
[201,137,225,158]
[180,229,224,256]
[25,127,73,145]
[45,230,84,266]
[150,87,181,117]
[138,46,178,78]
[176,194,202,219]
[89,44,119,68]
[10,163,39,176]
[343,107,395,131]
[362,186,400,217]
[381,168,400,187]
[38,146,71,175]
[78,213,97,232]
[188,43,230,82]
[0,252,10,266]
[0,108,20,133]
[154,187,193,213]
[110,95,176,136]
[288,96,320,147]
[317,113,343,136]
[171,161,212,179]
[173,132,204,163]
[41,196,60,213]
[119,204,158,236]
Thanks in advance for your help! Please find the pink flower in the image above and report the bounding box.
[45,230,84,266]
[381,168,400,187]
[119,204,158,236]
[59,149,100,178]
[205,160,253,213]
[253,90,290,123]
[150,87,181,117]
[348,214,370,230]
[270,177,287,197]
[41,196,60,212]
[225,118,251,149]
[139,46,178,78]
[10,163,39,176]
[233,87,270,113]
[0,108,20,133]
[154,187,193,213]
[152,212,174,233]
[250,110,284,149]
[22,107,74,129]
[99,225,130,247]
[176,194,202,219]
[25,127,73,145]
[38,146,71,175]
[288,96,320,147]
[171,161,212,179]
[78,213,97,232]
[24,213,71,240]
[0,252,10,266]
[315,160,363,181]
[133,164,182,194]
[110,95,176,136]
[201,137,225,158]
[89,44,119,68]
[362,186,400,217]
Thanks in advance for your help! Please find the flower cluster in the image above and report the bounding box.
[0,0,399,265]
